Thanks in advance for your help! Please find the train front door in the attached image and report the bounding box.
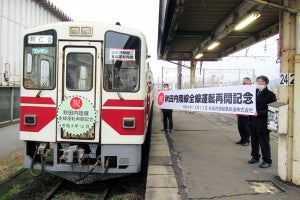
[57,41,102,143]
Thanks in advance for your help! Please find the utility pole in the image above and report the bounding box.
[177,61,182,89]
[190,59,196,88]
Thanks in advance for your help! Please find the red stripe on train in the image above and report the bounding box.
[21,96,55,105]
[20,106,57,132]
[102,109,145,135]
[103,99,144,107]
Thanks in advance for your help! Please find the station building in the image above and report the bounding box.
[0,0,71,125]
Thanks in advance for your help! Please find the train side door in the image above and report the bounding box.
[57,41,102,142]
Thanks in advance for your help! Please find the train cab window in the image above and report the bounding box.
[66,53,93,91]
[104,31,141,92]
[23,47,56,89]
[23,30,57,90]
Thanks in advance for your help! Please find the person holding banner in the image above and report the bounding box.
[248,75,276,168]
[161,83,174,133]
[236,77,252,146]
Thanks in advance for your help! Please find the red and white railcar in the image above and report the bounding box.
[20,22,153,183]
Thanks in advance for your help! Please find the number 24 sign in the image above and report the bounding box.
[280,73,294,85]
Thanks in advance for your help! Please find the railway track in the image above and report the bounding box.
[1,165,146,200]
[41,179,64,200]
[4,172,63,200]
[0,168,28,188]
[5,172,114,200]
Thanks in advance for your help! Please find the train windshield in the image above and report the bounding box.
[23,30,57,89]
[104,31,141,92]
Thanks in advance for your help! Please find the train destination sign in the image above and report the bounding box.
[28,35,53,44]
[57,96,96,135]
[157,85,256,115]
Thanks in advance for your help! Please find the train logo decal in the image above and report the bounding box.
[158,92,165,106]
[57,96,96,135]
[70,96,83,110]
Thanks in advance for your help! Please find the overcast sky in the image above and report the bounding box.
[49,0,279,84]
[49,0,159,54]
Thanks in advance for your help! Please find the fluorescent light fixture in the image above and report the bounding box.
[195,53,203,59]
[235,11,261,31]
[207,41,220,51]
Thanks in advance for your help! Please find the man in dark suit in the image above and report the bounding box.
[248,75,277,168]
[236,77,252,146]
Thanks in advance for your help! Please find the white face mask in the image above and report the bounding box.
[256,84,265,91]
[163,87,168,91]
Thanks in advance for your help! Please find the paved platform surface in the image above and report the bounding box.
[145,108,179,200]
[0,123,22,157]
[146,108,300,200]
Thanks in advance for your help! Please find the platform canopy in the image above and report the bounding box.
[157,0,281,61]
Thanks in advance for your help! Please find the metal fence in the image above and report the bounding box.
[0,87,20,125]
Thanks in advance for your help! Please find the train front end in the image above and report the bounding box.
[19,22,152,183]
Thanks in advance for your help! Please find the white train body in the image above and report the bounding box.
[19,22,153,183]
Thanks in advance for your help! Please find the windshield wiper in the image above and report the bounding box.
[36,77,50,98]
[117,91,124,100]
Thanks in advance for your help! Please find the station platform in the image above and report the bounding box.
[145,108,300,200]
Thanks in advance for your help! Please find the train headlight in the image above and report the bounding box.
[69,26,80,35]
[24,115,36,126]
[81,27,92,35]
[123,118,136,129]
[69,26,93,36]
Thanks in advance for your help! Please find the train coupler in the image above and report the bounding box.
[59,145,85,164]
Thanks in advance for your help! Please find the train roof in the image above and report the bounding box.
[23,21,147,40]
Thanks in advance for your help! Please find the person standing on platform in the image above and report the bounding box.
[236,77,252,146]
[248,75,276,168]
[161,83,174,133]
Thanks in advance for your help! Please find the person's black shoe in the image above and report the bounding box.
[259,162,271,168]
[241,142,250,146]
[236,140,243,144]
[248,157,259,164]
[161,128,166,131]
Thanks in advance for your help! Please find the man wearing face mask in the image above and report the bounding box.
[248,75,276,168]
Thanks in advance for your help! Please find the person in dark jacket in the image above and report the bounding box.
[161,83,174,133]
[236,77,252,146]
[248,75,277,168]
